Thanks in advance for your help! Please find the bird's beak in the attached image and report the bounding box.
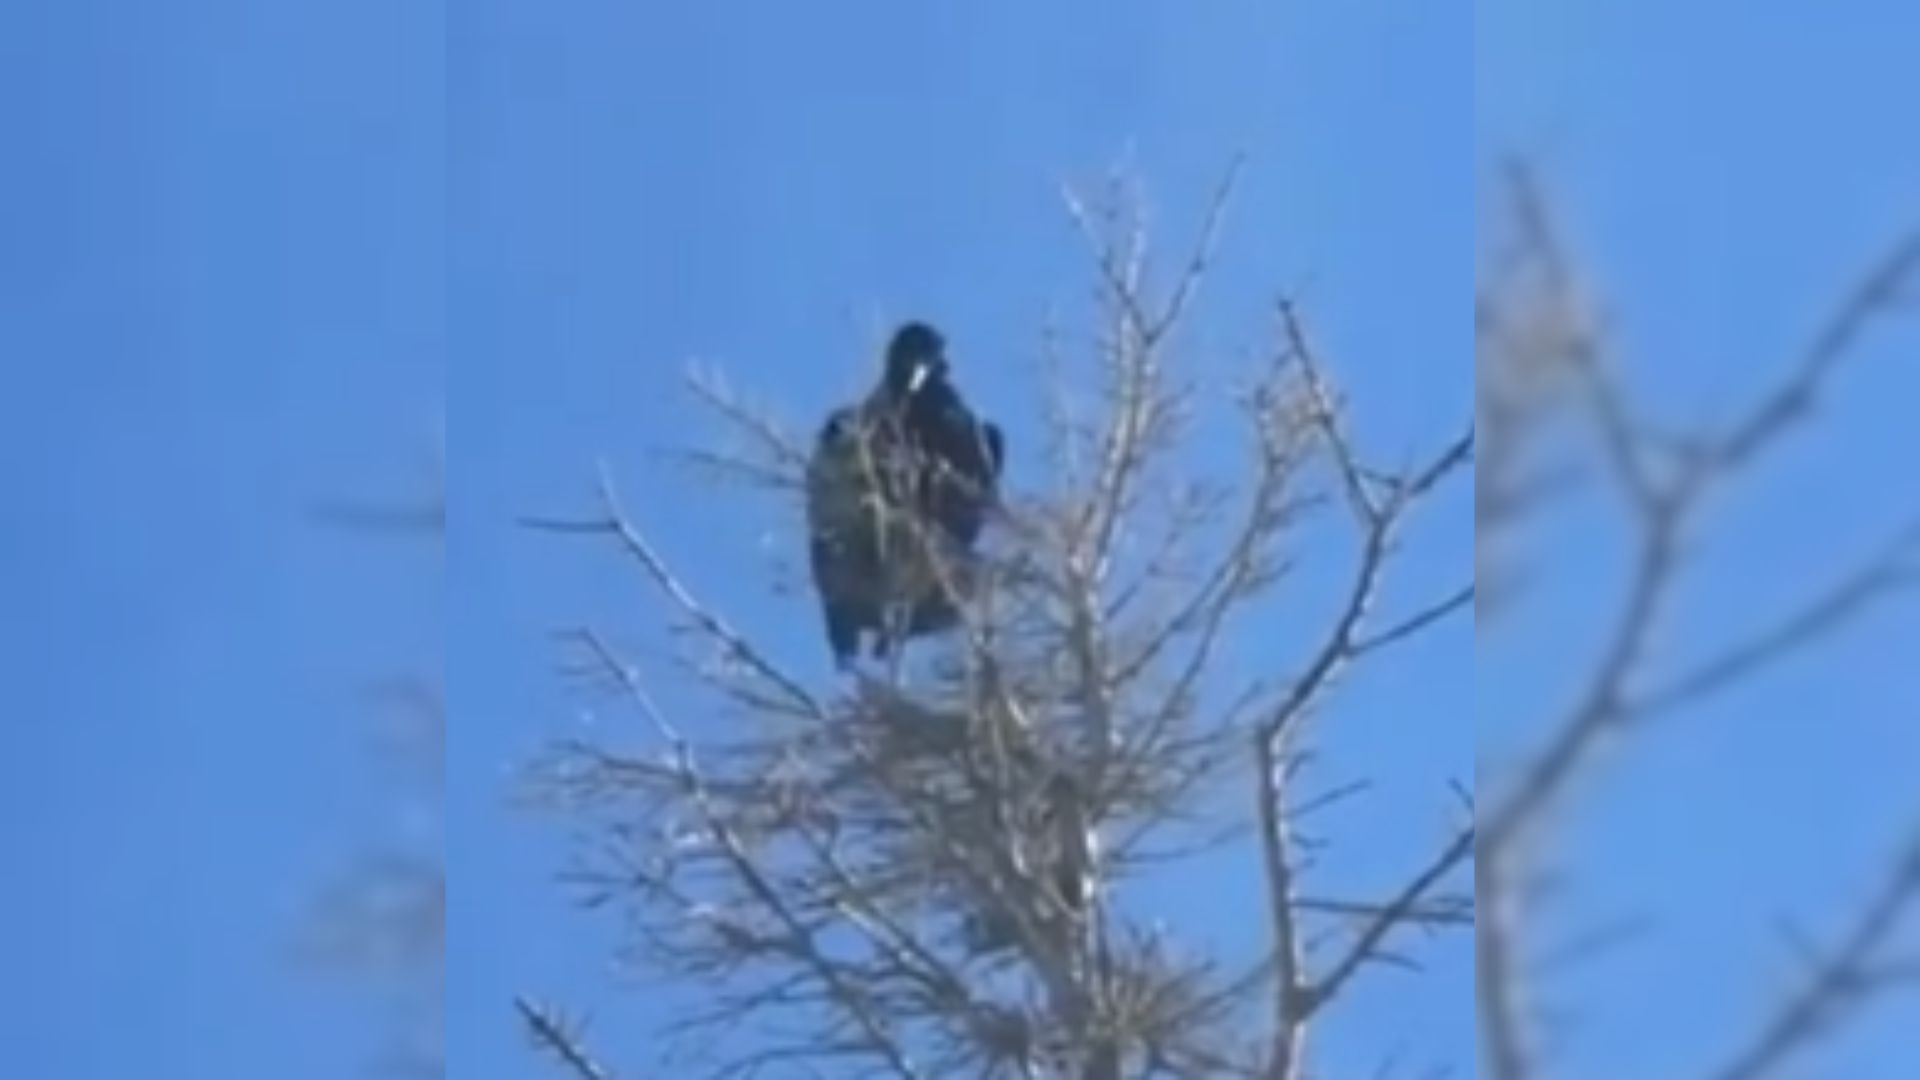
[906,362,932,395]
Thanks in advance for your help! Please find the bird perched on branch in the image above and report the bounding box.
[805,321,1006,667]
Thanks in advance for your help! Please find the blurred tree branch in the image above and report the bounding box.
[1476,159,1920,1080]
[302,466,445,1077]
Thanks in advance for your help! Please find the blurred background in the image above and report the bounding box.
[1478,3,1919,1077]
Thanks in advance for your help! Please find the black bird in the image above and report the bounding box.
[876,322,1005,546]
[804,321,1005,667]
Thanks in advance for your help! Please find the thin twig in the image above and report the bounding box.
[1701,828,1920,1080]
[516,996,614,1080]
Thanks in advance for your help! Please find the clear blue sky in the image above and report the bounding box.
[2,0,442,1075]
[1480,2,1920,1077]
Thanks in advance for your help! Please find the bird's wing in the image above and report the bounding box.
[980,421,1006,480]
[901,384,998,481]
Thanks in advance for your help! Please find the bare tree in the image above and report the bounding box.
[518,165,1473,1079]
[1476,162,1920,1079]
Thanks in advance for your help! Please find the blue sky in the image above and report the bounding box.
[5,1,1910,1078]
[2,0,442,1075]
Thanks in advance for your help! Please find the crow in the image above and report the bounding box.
[803,321,1005,667]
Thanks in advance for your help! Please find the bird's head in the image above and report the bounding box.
[883,321,949,398]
